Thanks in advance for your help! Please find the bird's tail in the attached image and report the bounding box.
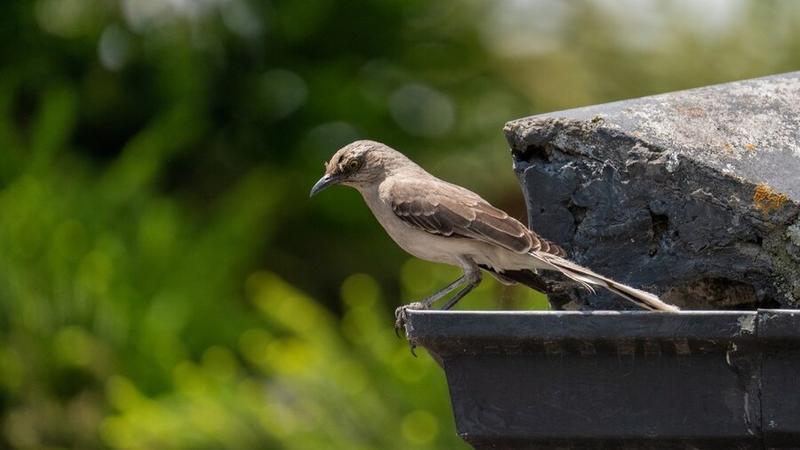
[537,253,680,312]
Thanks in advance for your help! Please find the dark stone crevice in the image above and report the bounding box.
[648,209,669,257]
[523,143,553,163]
[567,201,587,230]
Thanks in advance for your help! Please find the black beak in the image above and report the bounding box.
[309,174,341,197]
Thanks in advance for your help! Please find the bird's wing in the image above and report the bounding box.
[388,179,565,256]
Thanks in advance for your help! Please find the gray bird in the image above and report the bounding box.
[310,140,679,330]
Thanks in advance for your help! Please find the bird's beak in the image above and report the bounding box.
[309,174,341,197]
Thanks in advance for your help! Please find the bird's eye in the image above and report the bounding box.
[348,159,360,171]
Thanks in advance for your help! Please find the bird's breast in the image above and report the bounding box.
[358,186,456,265]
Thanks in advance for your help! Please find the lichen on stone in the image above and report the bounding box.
[753,183,789,214]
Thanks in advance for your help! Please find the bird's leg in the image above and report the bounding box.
[410,275,466,309]
[394,261,483,358]
[440,266,482,311]
[394,275,465,336]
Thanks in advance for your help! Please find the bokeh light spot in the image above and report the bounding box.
[331,360,368,395]
[340,273,380,309]
[0,347,24,391]
[389,83,455,137]
[257,69,308,120]
[105,376,142,412]
[98,25,132,71]
[221,0,264,38]
[77,250,113,297]
[303,121,361,160]
[238,328,272,367]
[54,326,97,368]
[36,0,104,38]
[201,346,238,382]
[401,409,439,444]
[265,338,317,375]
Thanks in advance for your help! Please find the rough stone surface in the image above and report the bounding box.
[504,72,800,310]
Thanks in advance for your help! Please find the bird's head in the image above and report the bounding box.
[310,140,403,196]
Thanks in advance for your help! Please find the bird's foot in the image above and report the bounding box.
[394,302,427,336]
[394,302,428,355]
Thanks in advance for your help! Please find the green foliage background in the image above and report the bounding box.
[1,0,799,448]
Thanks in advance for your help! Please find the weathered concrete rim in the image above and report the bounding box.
[404,308,763,348]
[503,71,800,203]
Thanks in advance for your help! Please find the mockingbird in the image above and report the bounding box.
[310,140,679,331]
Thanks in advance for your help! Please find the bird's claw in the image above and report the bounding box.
[394,302,426,335]
[394,302,427,355]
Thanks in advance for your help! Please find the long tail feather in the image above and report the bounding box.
[535,253,680,312]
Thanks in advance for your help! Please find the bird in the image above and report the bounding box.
[310,140,680,332]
